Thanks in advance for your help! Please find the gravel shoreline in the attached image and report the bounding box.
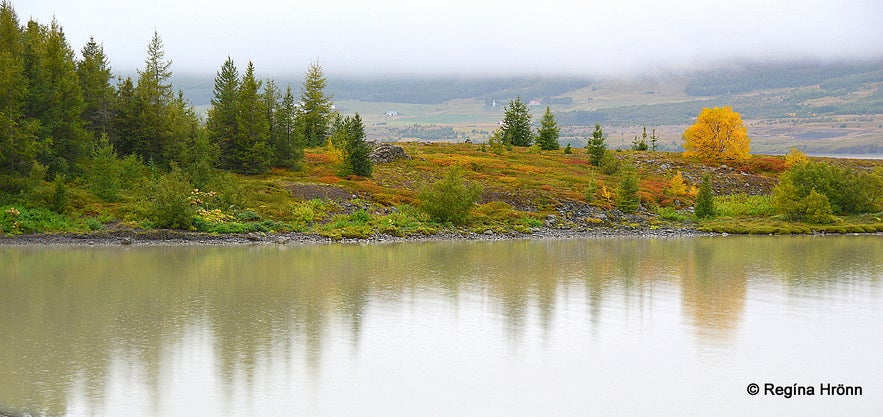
[0,225,714,247]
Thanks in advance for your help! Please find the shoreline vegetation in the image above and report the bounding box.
[2,142,882,247]
[2,2,882,245]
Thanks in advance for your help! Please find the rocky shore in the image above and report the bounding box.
[0,223,713,247]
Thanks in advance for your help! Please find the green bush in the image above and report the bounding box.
[599,151,620,175]
[774,161,883,215]
[148,167,196,229]
[418,167,482,224]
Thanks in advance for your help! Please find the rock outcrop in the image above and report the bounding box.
[369,142,410,163]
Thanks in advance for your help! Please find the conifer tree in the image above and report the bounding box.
[501,97,532,147]
[0,1,39,187]
[535,106,560,150]
[271,86,302,168]
[297,61,333,147]
[587,123,607,166]
[694,174,715,218]
[110,77,139,156]
[77,37,114,138]
[617,164,640,213]
[231,61,272,174]
[346,114,372,177]
[206,56,240,164]
[22,19,89,177]
[332,113,372,177]
[131,31,174,163]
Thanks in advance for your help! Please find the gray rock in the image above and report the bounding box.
[369,142,411,163]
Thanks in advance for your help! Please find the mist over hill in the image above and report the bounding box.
[177,60,883,123]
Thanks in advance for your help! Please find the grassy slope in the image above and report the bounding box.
[3,143,882,238]
[171,145,883,237]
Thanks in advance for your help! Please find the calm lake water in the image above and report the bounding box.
[1,236,881,416]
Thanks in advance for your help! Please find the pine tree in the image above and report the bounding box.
[617,164,640,213]
[22,19,89,177]
[631,126,649,151]
[0,1,39,188]
[110,76,139,156]
[346,114,372,177]
[587,123,607,166]
[206,56,240,165]
[231,61,272,174]
[694,174,715,218]
[649,127,658,151]
[271,85,302,168]
[535,106,560,150]
[77,37,114,138]
[501,97,532,147]
[297,61,333,147]
[332,113,372,177]
[130,31,175,164]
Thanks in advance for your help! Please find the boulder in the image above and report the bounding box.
[369,142,410,163]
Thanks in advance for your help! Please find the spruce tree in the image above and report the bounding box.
[206,56,240,166]
[23,19,89,177]
[77,37,114,138]
[346,114,372,177]
[501,97,532,147]
[110,77,139,156]
[297,61,333,147]
[131,31,175,164]
[231,61,272,174]
[617,164,640,213]
[272,86,302,168]
[333,113,372,177]
[0,1,39,187]
[535,106,560,150]
[587,123,607,166]
[694,174,715,218]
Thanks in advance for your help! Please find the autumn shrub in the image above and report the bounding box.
[666,171,688,196]
[585,177,599,203]
[741,156,786,173]
[418,167,482,224]
[784,148,809,168]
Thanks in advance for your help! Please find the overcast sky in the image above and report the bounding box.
[15,0,883,77]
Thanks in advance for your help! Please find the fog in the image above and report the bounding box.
[16,0,883,77]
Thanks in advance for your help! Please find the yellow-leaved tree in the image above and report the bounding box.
[682,106,750,163]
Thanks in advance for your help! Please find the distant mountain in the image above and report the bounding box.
[176,60,883,126]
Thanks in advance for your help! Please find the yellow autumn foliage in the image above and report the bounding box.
[667,171,688,196]
[784,147,809,168]
[682,106,750,163]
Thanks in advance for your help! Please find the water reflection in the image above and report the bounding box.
[0,236,880,416]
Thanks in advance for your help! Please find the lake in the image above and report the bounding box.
[1,236,881,416]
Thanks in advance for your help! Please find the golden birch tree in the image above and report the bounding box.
[682,106,750,163]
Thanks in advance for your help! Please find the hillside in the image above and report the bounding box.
[4,143,882,242]
[179,60,883,155]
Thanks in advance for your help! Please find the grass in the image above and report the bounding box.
[698,216,883,235]
[713,194,776,217]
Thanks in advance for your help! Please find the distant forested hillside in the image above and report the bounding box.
[327,77,589,104]
[683,61,883,96]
